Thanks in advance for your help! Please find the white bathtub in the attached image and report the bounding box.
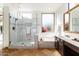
[39,37,55,48]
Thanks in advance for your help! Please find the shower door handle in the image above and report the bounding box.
[12,27,15,30]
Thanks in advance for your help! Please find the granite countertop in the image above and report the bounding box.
[56,35,79,48]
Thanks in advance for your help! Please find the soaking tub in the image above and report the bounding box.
[39,37,55,48]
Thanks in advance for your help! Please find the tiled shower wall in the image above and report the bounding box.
[10,11,37,43]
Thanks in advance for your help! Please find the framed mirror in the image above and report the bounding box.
[64,4,79,33]
[64,13,70,31]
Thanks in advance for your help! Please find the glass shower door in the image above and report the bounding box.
[0,7,3,50]
[10,13,38,49]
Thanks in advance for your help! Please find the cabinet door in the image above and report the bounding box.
[59,39,64,55]
[55,37,59,50]
[55,37,57,49]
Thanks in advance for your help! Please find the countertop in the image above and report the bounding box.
[56,35,79,48]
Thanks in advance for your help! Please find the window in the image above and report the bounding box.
[42,13,55,32]
[22,13,32,19]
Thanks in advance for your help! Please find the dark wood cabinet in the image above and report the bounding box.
[55,36,79,56]
[58,39,64,55]
[55,36,59,50]
[64,41,79,56]
[55,36,64,55]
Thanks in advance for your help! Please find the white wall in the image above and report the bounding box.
[55,3,68,36]
[3,6,10,48]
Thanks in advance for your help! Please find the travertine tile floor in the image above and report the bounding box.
[0,48,61,56]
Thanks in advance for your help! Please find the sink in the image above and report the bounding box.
[65,35,70,38]
[72,38,79,42]
[64,35,76,40]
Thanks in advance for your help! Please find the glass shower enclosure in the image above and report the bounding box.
[9,12,38,49]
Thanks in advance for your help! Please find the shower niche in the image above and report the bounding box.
[9,13,38,49]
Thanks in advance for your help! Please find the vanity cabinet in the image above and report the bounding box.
[58,39,64,55]
[55,36,59,50]
[55,36,64,55]
[55,36,79,56]
[64,41,79,56]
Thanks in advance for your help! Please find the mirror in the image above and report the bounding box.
[64,4,79,33]
[64,13,70,31]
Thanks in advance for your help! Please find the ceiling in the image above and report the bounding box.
[5,3,65,12]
